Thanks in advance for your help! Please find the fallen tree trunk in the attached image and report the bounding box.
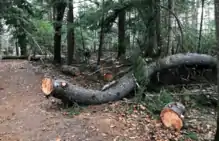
[0,55,28,60]
[60,65,81,76]
[143,53,217,90]
[41,73,136,105]
[1,55,66,61]
[41,53,217,105]
[143,53,216,80]
[0,55,51,61]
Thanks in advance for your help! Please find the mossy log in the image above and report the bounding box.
[41,53,217,105]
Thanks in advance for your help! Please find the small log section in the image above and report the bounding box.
[41,73,136,105]
[160,102,185,131]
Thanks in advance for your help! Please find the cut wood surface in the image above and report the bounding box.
[160,102,185,131]
[103,72,113,81]
[41,73,136,104]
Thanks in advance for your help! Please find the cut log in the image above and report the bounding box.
[42,78,54,96]
[41,73,136,105]
[160,102,185,131]
[60,65,80,76]
[103,72,113,81]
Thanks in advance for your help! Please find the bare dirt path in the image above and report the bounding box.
[0,60,98,141]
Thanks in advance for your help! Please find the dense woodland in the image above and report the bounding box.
[1,0,219,140]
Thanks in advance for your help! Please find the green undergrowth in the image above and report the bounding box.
[179,131,198,141]
[62,103,85,117]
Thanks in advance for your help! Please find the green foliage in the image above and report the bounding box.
[180,131,198,141]
[30,19,54,53]
[64,103,84,117]
[182,24,216,54]
[143,89,173,115]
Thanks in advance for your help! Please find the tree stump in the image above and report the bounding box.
[160,102,185,131]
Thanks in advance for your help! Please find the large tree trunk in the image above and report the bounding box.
[97,0,105,65]
[156,0,161,48]
[197,0,205,53]
[67,0,74,65]
[192,0,198,29]
[42,73,135,105]
[42,53,217,105]
[117,0,126,58]
[15,40,19,56]
[17,28,27,56]
[53,2,66,64]
[167,0,174,55]
[145,0,158,58]
[214,0,219,140]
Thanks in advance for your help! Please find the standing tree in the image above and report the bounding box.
[67,0,75,65]
[97,0,105,65]
[53,0,66,63]
[197,0,205,52]
[117,0,126,58]
[214,0,219,140]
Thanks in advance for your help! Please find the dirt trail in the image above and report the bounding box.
[0,60,102,141]
[0,60,216,141]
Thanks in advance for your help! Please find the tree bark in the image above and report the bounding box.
[117,0,126,58]
[197,0,205,53]
[17,27,27,56]
[42,73,135,105]
[156,0,161,48]
[42,53,217,105]
[214,0,219,140]
[67,0,74,65]
[167,0,174,55]
[97,0,105,65]
[192,0,198,30]
[53,2,66,64]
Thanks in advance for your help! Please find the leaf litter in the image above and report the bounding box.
[28,57,217,141]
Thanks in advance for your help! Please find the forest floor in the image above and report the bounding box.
[0,59,217,141]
